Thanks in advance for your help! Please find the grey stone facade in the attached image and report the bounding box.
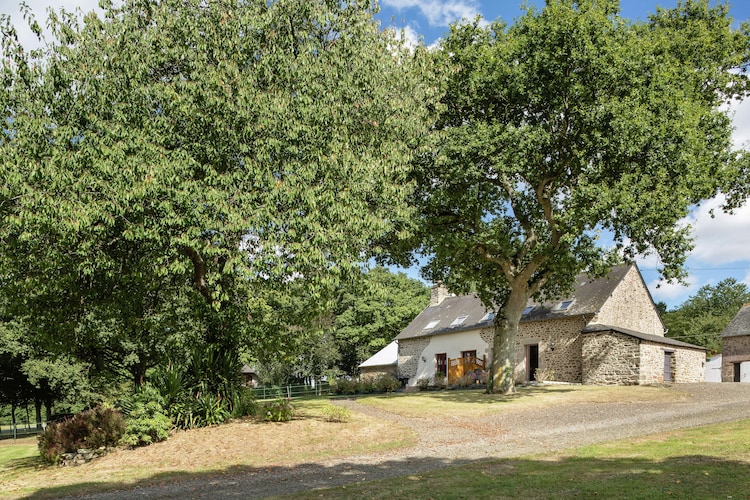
[394,265,705,386]
[397,337,430,380]
[722,335,750,382]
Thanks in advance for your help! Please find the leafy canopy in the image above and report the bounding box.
[403,0,750,392]
[0,0,435,400]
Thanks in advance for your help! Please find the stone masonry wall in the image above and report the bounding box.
[582,331,640,385]
[397,337,430,380]
[638,341,665,384]
[516,316,586,383]
[674,347,705,383]
[722,335,750,382]
[360,365,398,380]
[593,266,664,336]
[639,341,705,384]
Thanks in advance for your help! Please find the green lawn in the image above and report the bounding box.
[279,418,750,499]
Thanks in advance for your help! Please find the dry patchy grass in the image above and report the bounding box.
[0,400,416,499]
[355,383,685,418]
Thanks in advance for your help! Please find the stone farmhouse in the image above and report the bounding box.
[394,265,705,387]
[721,303,750,382]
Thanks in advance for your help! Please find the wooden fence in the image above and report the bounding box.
[448,355,486,385]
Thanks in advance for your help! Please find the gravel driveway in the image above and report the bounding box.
[73,383,750,499]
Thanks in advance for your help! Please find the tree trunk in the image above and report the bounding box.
[488,290,528,394]
[34,398,43,430]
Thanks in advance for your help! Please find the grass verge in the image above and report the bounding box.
[354,384,685,418]
[278,418,750,499]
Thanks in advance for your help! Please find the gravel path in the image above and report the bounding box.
[71,383,750,499]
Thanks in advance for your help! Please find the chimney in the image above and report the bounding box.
[430,281,450,306]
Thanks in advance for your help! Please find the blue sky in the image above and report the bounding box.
[4,0,750,309]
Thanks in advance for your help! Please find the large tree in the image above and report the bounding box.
[0,0,434,387]
[403,0,750,393]
[663,278,750,355]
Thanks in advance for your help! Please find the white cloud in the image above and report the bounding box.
[647,274,700,304]
[1,1,101,51]
[381,0,481,27]
[388,24,421,50]
[729,97,750,150]
[683,195,750,265]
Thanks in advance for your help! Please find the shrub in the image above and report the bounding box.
[357,377,376,394]
[321,404,351,423]
[38,406,125,464]
[453,374,473,388]
[232,387,259,418]
[417,377,430,391]
[263,398,295,422]
[434,373,447,389]
[374,374,400,393]
[330,378,357,395]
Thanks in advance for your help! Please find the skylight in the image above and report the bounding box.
[557,300,573,311]
[451,315,468,326]
[482,311,495,322]
[522,305,534,315]
[424,319,440,330]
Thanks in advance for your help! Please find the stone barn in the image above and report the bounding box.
[395,265,705,387]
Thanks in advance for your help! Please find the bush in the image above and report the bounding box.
[321,404,351,423]
[373,374,400,393]
[417,377,430,391]
[434,373,447,389]
[330,378,357,395]
[357,377,376,394]
[232,387,259,418]
[263,398,295,422]
[38,406,125,464]
[453,374,473,388]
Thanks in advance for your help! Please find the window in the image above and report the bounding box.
[461,350,477,361]
[522,305,534,315]
[436,353,447,377]
[424,319,440,330]
[481,311,495,322]
[450,315,468,326]
[556,300,573,311]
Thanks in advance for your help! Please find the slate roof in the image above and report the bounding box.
[395,265,632,341]
[721,303,750,338]
[358,341,398,368]
[582,324,706,350]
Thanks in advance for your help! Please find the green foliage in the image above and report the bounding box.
[37,406,125,464]
[231,387,259,419]
[330,378,359,395]
[401,0,750,393]
[663,278,750,354]
[331,267,429,375]
[321,404,351,423]
[263,399,295,423]
[417,378,430,391]
[373,374,400,393]
[119,385,171,447]
[0,0,434,403]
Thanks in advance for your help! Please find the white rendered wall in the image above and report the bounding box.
[408,329,490,385]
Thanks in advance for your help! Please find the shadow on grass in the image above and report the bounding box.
[19,452,750,499]
[356,384,575,406]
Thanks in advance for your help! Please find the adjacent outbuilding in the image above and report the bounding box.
[721,303,750,382]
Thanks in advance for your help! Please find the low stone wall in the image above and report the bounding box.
[59,447,108,467]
